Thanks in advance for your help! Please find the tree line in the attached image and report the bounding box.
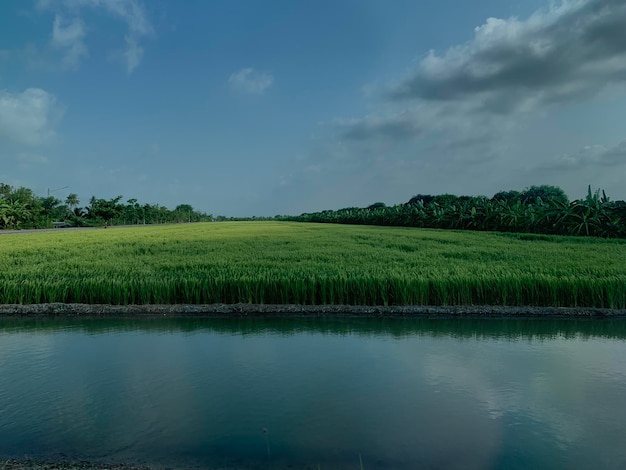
[4,182,625,238]
[0,183,213,229]
[283,185,626,239]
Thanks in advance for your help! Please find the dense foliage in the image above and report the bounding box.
[0,222,624,308]
[286,186,626,238]
[0,183,212,229]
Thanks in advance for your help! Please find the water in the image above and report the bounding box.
[1,317,626,469]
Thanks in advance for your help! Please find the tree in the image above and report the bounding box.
[0,200,31,229]
[41,196,61,213]
[408,194,435,205]
[10,186,37,205]
[40,196,67,223]
[520,185,569,205]
[87,196,124,225]
[65,193,80,212]
[123,198,142,224]
[492,190,521,202]
[174,204,194,223]
[432,194,460,206]
[0,183,13,199]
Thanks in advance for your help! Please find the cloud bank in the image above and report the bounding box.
[390,0,626,113]
[279,0,626,212]
[344,0,626,143]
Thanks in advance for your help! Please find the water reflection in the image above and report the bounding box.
[1,317,625,469]
[2,316,626,339]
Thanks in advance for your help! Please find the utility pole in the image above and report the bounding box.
[46,186,70,227]
[48,186,69,196]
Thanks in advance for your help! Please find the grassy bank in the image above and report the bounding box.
[1,222,625,307]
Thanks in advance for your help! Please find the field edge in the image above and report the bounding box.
[0,303,625,317]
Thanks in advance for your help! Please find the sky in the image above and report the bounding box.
[1,0,625,216]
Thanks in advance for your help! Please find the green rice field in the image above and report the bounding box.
[1,221,625,307]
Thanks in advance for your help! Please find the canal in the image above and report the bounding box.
[1,317,625,469]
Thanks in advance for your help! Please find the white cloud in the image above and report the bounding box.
[38,0,153,73]
[228,68,274,94]
[337,0,626,171]
[84,0,153,72]
[0,88,59,146]
[390,0,626,113]
[51,14,88,69]
[123,34,143,74]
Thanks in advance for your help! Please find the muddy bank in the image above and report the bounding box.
[1,459,289,470]
[0,460,155,470]
[0,303,624,317]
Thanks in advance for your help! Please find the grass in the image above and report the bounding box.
[0,221,625,308]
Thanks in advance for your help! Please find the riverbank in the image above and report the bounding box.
[1,303,625,317]
[1,460,155,470]
[0,458,304,470]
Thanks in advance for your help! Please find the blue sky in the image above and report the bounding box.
[1,0,625,216]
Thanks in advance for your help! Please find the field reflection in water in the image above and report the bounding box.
[1,317,626,469]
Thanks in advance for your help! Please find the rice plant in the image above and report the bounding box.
[0,222,624,308]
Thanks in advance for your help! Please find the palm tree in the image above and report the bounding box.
[65,193,80,213]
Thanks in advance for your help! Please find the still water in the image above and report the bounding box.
[1,317,626,469]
